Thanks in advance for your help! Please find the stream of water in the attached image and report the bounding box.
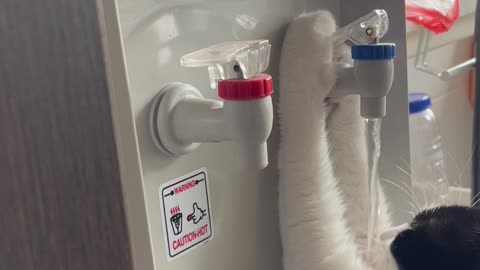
[365,118,382,258]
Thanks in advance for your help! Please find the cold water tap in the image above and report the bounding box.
[329,9,396,119]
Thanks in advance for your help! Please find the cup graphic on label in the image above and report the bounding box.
[170,213,183,235]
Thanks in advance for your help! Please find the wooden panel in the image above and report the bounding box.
[0,0,133,269]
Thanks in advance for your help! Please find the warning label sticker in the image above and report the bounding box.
[159,168,213,260]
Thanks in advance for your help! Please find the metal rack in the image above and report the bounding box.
[414,28,476,80]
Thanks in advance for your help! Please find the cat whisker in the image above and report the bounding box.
[412,180,430,211]
[447,143,476,205]
[443,147,462,179]
[453,151,473,190]
[395,165,425,210]
[425,181,449,207]
[401,179,424,212]
[398,159,445,211]
[409,177,431,210]
[381,178,420,214]
[399,159,429,191]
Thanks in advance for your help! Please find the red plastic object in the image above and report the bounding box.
[406,0,459,34]
[217,74,273,100]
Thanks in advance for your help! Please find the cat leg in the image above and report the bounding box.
[278,10,369,270]
[326,96,396,269]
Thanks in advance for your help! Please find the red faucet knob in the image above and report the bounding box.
[217,74,273,101]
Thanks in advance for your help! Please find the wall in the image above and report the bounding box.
[407,38,474,188]
[100,0,411,269]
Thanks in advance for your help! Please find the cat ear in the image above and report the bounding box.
[380,223,410,242]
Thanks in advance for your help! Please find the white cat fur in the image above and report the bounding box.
[327,96,396,269]
[278,10,396,270]
[278,11,369,270]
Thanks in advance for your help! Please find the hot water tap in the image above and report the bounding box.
[329,9,396,119]
[149,40,273,169]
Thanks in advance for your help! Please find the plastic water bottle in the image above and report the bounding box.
[408,93,449,208]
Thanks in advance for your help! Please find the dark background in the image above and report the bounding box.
[0,0,133,269]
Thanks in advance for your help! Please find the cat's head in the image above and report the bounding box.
[385,206,480,270]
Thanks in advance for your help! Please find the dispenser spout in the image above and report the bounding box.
[237,142,269,169]
[353,44,395,118]
[361,97,386,119]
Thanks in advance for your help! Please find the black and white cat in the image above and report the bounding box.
[278,10,480,270]
[278,10,396,270]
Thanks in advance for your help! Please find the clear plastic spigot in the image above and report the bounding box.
[180,40,271,89]
[333,9,389,46]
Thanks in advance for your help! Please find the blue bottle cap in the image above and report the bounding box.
[408,93,432,114]
[352,43,396,60]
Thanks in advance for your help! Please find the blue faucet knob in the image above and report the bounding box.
[352,43,396,60]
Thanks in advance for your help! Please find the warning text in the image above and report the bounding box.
[172,224,209,251]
